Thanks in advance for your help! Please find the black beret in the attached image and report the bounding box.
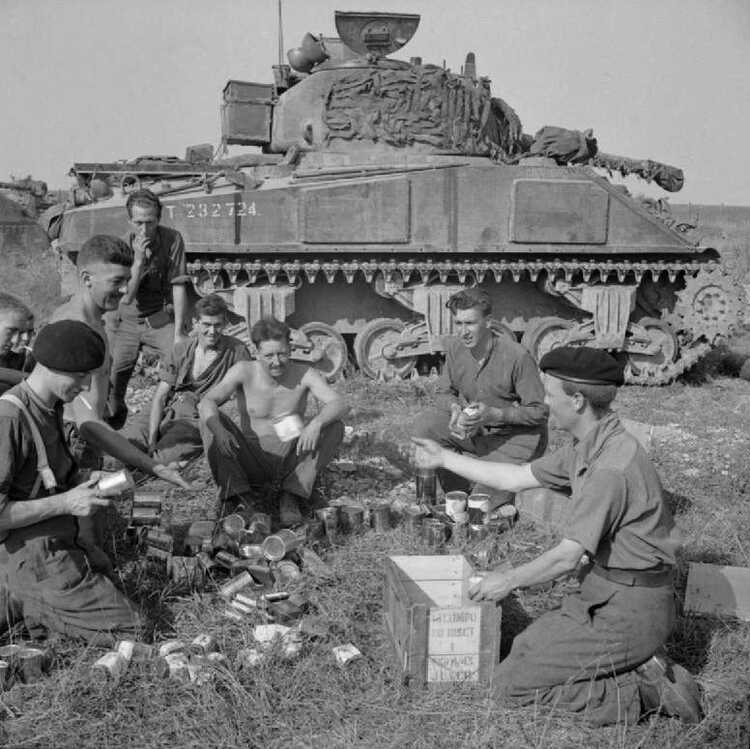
[33,320,106,373]
[539,346,625,386]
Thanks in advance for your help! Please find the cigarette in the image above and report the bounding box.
[79,395,93,410]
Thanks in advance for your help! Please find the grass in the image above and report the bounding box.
[2,347,750,748]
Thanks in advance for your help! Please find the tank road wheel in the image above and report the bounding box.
[625,317,678,380]
[354,318,417,381]
[298,322,348,382]
[521,317,574,363]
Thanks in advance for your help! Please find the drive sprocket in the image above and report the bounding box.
[665,268,745,343]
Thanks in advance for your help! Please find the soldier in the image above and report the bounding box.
[198,317,349,525]
[0,321,141,644]
[413,346,702,725]
[107,188,189,428]
[0,292,34,395]
[126,293,250,465]
[50,234,190,488]
[413,288,548,504]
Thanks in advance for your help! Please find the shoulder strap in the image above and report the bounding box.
[0,392,57,493]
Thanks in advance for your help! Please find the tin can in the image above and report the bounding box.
[188,633,217,655]
[219,570,255,600]
[230,598,255,615]
[158,640,186,658]
[18,648,47,683]
[92,651,125,683]
[262,591,290,603]
[240,524,265,545]
[222,513,246,539]
[130,506,161,527]
[370,503,391,532]
[402,504,424,533]
[450,403,481,440]
[422,518,447,547]
[214,549,240,570]
[444,490,468,519]
[185,519,216,555]
[234,592,260,608]
[272,412,303,442]
[341,505,365,533]
[315,506,340,543]
[262,529,301,561]
[273,559,302,585]
[133,491,163,510]
[164,652,190,681]
[238,543,265,561]
[97,469,133,497]
[0,659,8,687]
[415,468,437,504]
[468,523,488,542]
[305,518,325,540]
[467,493,491,525]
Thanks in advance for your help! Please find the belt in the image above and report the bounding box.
[591,563,673,588]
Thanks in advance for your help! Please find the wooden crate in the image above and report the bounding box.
[383,554,501,685]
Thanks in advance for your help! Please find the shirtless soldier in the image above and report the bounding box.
[199,317,349,525]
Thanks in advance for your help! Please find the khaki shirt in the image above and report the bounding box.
[440,332,548,435]
[530,411,680,569]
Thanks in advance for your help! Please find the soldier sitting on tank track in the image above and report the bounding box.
[413,288,549,507]
[125,293,250,466]
[198,317,349,526]
[106,188,190,429]
[0,292,34,396]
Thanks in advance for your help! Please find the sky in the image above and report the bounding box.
[2,0,749,205]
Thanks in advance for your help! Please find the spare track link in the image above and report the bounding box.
[187,256,719,287]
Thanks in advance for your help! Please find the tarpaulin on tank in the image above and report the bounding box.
[323,65,524,157]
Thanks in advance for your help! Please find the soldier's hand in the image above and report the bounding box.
[212,424,240,457]
[296,420,321,456]
[63,478,112,517]
[153,464,193,490]
[462,401,487,428]
[132,235,152,262]
[410,437,445,469]
[448,403,462,433]
[468,570,515,602]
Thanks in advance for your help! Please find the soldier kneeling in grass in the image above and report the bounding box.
[0,321,141,644]
[413,346,703,726]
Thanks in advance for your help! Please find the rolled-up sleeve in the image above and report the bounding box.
[0,417,20,519]
[529,445,574,491]
[168,231,187,284]
[497,352,548,427]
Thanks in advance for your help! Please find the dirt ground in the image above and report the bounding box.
[2,340,750,748]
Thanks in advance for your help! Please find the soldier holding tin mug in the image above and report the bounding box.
[412,288,548,506]
[199,317,349,526]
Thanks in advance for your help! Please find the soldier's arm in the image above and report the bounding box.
[303,369,350,426]
[198,362,253,424]
[148,380,172,449]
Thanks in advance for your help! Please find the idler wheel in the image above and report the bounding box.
[298,322,348,382]
[354,318,417,380]
[521,316,574,362]
[625,317,678,379]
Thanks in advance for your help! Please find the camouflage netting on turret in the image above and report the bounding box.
[323,65,525,158]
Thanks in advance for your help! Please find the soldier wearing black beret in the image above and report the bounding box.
[413,346,702,726]
[0,321,141,644]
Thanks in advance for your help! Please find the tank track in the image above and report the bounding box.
[188,255,734,386]
[187,255,720,287]
[624,341,711,386]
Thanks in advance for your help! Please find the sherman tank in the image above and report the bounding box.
[52,11,744,384]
